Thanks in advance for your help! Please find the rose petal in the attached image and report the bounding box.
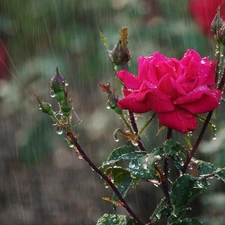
[157,73,186,100]
[173,86,211,105]
[117,70,141,89]
[177,89,221,114]
[144,90,174,112]
[158,108,197,133]
[117,92,151,113]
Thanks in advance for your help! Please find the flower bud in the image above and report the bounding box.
[39,102,54,116]
[108,27,130,65]
[211,12,223,36]
[35,94,54,116]
[60,98,72,116]
[50,67,66,101]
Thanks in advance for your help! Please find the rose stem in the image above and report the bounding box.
[182,111,213,174]
[160,128,173,204]
[128,110,146,151]
[182,65,225,174]
[164,128,172,178]
[66,131,145,225]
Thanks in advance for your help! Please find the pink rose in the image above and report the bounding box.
[116,50,221,133]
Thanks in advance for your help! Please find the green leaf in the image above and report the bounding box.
[195,160,217,176]
[102,145,145,167]
[112,177,132,201]
[171,174,208,215]
[150,198,173,224]
[215,168,225,182]
[168,217,202,225]
[105,167,131,185]
[96,214,138,225]
[164,139,186,170]
[128,148,163,180]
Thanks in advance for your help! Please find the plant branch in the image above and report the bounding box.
[128,110,146,151]
[182,111,214,174]
[66,131,145,225]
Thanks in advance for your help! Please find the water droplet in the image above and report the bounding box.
[131,140,138,146]
[119,217,125,222]
[50,90,55,98]
[187,131,193,137]
[77,153,83,159]
[65,81,69,86]
[124,126,130,133]
[112,218,119,224]
[56,126,63,135]
[212,132,217,140]
[68,142,74,148]
[101,218,107,223]
[106,104,110,109]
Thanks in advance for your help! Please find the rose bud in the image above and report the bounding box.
[210,12,223,35]
[108,27,130,65]
[50,67,66,102]
[35,94,54,116]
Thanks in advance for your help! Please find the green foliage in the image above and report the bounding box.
[128,148,163,180]
[168,217,202,225]
[97,214,138,225]
[164,139,187,170]
[150,198,173,224]
[171,175,208,215]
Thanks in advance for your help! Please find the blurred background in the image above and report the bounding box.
[0,0,225,224]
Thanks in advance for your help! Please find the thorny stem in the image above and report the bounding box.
[66,131,145,225]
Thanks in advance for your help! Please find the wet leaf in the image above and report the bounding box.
[168,217,202,225]
[171,174,208,215]
[128,148,163,180]
[195,160,217,176]
[96,214,138,225]
[105,167,131,185]
[150,198,173,224]
[215,168,225,182]
[102,145,145,167]
[112,177,132,202]
[164,139,186,170]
